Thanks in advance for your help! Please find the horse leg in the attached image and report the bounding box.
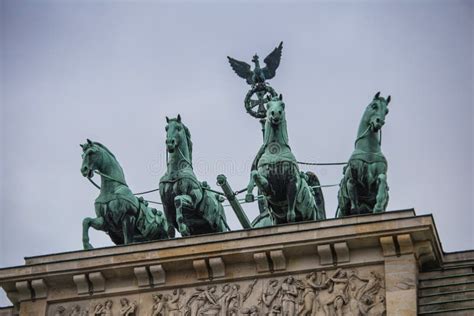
[246,174,256,201]
[174,195,193,236]
[251,169,273,196]
[166,219,176,238]
[122,215,136,245]
[374,173,389,213]
[336,182,349,218]
[82,216,104,250]
[346,175,359,211]
[337,165,358,217]
[336,167,349,218]
[162,203,176,238]
[286,174,298,223]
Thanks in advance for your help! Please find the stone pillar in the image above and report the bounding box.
[380,234,418,315]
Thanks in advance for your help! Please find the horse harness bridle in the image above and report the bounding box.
[87,170,127,190]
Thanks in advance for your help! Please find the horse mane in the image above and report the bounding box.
[183,124,193,162]
[92,141,119,163]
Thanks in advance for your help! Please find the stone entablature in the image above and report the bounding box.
[47,265,386,316]
[0,210,444,315]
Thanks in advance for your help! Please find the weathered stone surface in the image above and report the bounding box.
[317,244,333,265]
[72,274,89,295]
[209,257,226,278]
[133,266,149,287]
[269,250,286,271]
[46,265,386,316]
[31,279,47,299]
[193,259,209,280]
[149,264,166,285]
[384,254,418,315]
[415,240,437,269]
[89,272,105,293]
[253,252,270,273]
[380,236,396,256]
[397,234,414,254]
[14,282,31,302]
[1,210,471,315]
[0,307,14,316]
[334,241,350,263]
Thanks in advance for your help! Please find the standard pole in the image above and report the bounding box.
[217,174,251,229]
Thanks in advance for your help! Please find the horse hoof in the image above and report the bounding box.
[83,243,94,250]
[287,213,296,223]
[179,225,190,236]
[168,228,176,238]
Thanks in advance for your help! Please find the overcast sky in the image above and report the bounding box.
[0,0,473,307]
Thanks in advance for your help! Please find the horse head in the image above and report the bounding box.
[80,139,103,178]
[80,139,120,180]
[266,94,286,126]
[165,114,192,157]
[364,92,391,132]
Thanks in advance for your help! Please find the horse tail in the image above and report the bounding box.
[305,171,326,220]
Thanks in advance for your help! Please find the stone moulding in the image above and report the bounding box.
[0,210,449,315]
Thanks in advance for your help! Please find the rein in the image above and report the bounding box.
[354,124,382,147]
[87,177,101,190]
[87,172,161,197]
[86,170,127,190]
[178,147,193,169]
[354,125,371,146]
[165,146,193,169]
[161,147,201,188]
[95,170,127,186]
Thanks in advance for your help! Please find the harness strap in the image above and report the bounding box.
[94,170,127,186]
[159,174,202,187]
[88,177,101,190]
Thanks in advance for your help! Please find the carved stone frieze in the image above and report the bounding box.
[47,266,385,316]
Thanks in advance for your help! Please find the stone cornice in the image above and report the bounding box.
[0,210,441,280]
[0,209,454,309]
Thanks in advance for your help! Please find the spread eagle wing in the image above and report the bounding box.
[262,41,283,80]
[227,56,254,85]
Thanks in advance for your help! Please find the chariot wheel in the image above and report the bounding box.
[244,84,277,119]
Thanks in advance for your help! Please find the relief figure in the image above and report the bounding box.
[166,289,186,316]
[261,279,281,315]
[281,277,298,316]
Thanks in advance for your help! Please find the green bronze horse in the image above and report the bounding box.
[336,92,391,217]
[80,140,169,249]
[159,115,229,237]
[246,95,326,224]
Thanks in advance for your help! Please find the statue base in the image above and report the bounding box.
[0,209,473,315]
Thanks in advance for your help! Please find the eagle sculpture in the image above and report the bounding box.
[227,42,283,85]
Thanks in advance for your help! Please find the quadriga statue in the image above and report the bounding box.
[159,115,229,237]
[336,92,391,217]
[80,140,168,249]
[246,95,326,225]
